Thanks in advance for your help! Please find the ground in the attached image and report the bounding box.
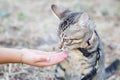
[0,0,119,80]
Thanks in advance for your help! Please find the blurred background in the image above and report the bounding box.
[0,0,119,80]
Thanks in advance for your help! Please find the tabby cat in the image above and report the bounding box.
[51,4,120,80]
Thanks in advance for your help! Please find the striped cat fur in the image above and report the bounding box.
[51,4,120,80]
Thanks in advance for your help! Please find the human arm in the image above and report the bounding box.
[0,48,67,67]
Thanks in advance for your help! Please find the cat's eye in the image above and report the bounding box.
[64,39,72,44]
[70,38,79,40]
[64,39,69,43]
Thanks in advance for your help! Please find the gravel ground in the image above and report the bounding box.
[0,0,119,80]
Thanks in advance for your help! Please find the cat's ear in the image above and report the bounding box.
[78,12,89,28]
[51,4,70,19]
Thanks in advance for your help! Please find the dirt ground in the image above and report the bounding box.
[0,0,120,80]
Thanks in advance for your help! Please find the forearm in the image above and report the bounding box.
[0,48,22,64]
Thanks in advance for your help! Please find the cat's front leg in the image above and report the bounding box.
[53,76,65,80]
[54,64,66,80]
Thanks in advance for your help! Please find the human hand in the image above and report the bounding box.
[21,49,67,67]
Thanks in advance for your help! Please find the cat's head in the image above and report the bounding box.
[51,4,95,50]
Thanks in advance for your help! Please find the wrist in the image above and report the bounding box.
[10,48,23,63]
[20,49,24,63]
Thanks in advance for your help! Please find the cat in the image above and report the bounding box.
[51,4,120,80]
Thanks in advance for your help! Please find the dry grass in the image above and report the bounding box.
[0,0,119,80]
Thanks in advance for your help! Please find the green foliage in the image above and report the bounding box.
[0,27,4,33]
[0,10,9,17]
[17,12,26,20]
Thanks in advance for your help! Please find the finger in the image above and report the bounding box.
[50,52,68,59]
[29,49,67,56]
[35,52,66,64]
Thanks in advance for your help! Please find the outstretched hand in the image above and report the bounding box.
[21,49,67,67]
